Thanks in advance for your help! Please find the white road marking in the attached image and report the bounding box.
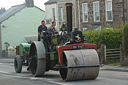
[30,77,67,85]
[0,71,67,85]
[0,71,11,74]
[48,80,67,85]
[0,73,30,79]
[30,77,44,80]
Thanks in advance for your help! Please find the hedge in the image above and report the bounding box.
[83,27,123,49]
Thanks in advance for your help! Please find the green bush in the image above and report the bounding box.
[83,27,123,49]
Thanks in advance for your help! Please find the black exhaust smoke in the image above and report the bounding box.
[65,3,73,33]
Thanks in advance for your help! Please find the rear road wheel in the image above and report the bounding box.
[14,55,22,73]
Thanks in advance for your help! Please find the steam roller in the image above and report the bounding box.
[14,3,100,81]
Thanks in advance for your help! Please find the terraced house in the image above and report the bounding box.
[77,0,128,30]
[45,0,128,31]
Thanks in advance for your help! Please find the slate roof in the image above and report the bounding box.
[0,4,45,23]
[0,4,26,23]
[45,0,66,5]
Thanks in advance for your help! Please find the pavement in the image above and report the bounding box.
[101,65,128,72]
[0,58,128,72]
[0,58,14,63]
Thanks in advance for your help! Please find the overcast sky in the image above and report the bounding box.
[0,0,49,10]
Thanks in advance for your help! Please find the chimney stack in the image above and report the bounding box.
[1,7,5,10]
[25,0,34,7]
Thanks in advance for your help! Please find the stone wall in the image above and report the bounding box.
[124,0,128,22]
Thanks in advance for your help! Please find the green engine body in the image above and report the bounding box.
[42,34,61,61]
[17,34,60,62]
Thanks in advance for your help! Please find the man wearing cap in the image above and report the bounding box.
[38,20,47,41]
[49,21,58,34]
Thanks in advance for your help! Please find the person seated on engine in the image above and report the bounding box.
[49,21,58,35]
[38,20,47,41]
[60,23,67,31]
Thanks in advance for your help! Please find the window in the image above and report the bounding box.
[82,3,88,22]
[106,1,113,21]
[93,1,100,22]
[52,8,55,21]
[59,7,63,22]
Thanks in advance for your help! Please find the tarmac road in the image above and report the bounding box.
[0,62,128,85]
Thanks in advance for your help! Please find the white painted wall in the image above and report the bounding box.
[1,7,45,51]
[45,3,59,31]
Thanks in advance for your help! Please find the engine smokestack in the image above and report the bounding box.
[65,3,73,33]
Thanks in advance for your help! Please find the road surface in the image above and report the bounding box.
[0,63,128,85]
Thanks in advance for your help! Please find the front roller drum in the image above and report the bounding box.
[29,41,46,77]
[60,49,100,81]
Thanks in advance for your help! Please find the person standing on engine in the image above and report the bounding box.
[38,20,47,41]
[49,21,58,34]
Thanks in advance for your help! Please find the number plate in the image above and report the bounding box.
[72,45,85,49]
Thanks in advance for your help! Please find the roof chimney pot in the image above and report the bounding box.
[25,0,34,7]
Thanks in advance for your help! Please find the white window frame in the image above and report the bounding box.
[82,3,88,22]
[105,1,113,21]
[52,8,56,21]
[93,1,100,22]
[59,7,63,22]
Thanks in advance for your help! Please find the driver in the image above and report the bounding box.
[38,20,47,41]
[49,21,58,34]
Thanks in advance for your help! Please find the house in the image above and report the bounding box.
[57,0,76,30]
[0,0,45,57]
[46,0,128,31]
[77,0,128,30]
[0,8,6,15]
[44,0,68,31]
